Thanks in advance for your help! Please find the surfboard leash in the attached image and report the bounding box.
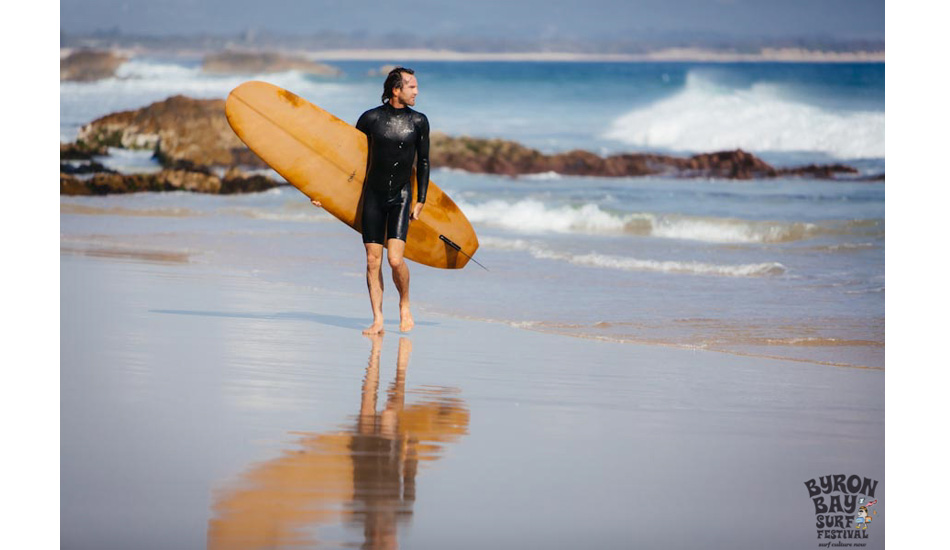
[439,235,489,271]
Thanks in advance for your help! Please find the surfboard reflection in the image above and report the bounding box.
[208,336,470,549]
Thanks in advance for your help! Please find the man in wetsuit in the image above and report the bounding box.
[313,67,429,334]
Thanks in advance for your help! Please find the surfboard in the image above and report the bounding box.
[225,80,479,269]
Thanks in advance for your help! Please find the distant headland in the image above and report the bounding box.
[60,31,884,64]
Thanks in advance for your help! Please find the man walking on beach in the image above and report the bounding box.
[313,67,430,335]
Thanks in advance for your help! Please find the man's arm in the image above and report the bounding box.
[415,114,430,205]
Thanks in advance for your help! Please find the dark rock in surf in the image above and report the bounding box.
[60,49,128,82]
[777,163,860,179]
[431,134,860,180]
[60,141,110,160]
[219,167,280,194]
[59,168,280,196]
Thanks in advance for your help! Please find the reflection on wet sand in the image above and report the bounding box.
[208,336,470,549]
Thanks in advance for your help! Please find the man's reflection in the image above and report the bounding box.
[349,335,415,550]
[208,335,469,549]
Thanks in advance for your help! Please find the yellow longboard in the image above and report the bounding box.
[225,81,479,269]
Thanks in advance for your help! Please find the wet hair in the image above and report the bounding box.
[381,67,415,103]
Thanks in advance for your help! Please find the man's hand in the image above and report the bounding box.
[311,199,322,208]
[410,202,424,221]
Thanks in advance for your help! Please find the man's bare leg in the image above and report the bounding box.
[363,243,385,335]
[386,238,414,332]
[358,333,383,433]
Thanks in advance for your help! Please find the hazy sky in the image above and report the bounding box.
[61,0,884,40]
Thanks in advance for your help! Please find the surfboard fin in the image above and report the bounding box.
[440,235,489,271]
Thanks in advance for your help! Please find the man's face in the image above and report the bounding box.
[394,73,418,106]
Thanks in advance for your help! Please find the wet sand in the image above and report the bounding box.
[61,251,884,549]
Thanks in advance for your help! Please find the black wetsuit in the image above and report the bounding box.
[356,102,430,244]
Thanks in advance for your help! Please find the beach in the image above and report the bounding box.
[61,208,883,549]
[60,56,885,548]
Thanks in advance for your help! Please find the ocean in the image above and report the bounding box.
[60,58,885,368]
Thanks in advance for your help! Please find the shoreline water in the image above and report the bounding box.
[60,235,884,372]
[60,168,885,371]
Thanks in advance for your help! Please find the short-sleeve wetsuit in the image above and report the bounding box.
[356,102,430,244]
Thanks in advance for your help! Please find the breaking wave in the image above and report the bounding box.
[479,237,786,277]
[459,199,837,243]
[60,58,363,141]
[604,72,884,159]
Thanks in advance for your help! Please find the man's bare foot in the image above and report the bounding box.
[362,320,385,335]
[311,199,322,208]
[399,307,414,332]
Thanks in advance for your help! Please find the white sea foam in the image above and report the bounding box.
[115,59,203,81]
[111,58,350,93]
[556,252,787,277]
[604,72,885,159]
[478,236,539,252]
[646,216,818,244]
[113,64,348,100]
[520,171,563,181]
[479,237,786,277]
[94,147,163,174]
[229,207,333,223]
[458,199,627,234]
[461,199,819,243]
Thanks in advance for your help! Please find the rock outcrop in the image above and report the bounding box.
[202,51,341,76]
[60,49,128,82]
[76,96,254,168]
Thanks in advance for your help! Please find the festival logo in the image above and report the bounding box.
[804,474,881,547]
